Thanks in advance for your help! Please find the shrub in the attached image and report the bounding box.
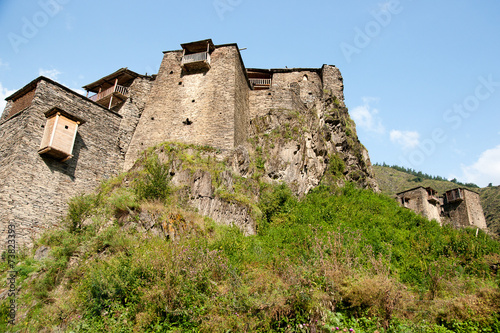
[67,193,98,231]
[108,187,139,218]
[134,156,171,201]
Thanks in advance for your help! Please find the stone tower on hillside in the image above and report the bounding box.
[0,39,378,248]
[124,40,250,170]
[396,186,487,231]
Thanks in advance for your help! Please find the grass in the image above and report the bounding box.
[1,143,499,332]
[1,177,499,332]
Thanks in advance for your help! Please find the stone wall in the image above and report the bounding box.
[114,76,155,155]
[321,65,345,107]
[124,45,249,170]
[444,189,487,229]
[397,187,442,223]
[463,190,488,229]
[0,78,123,248]
[249,69,323,119]
[233,51,250,147]
[249,88,303,119]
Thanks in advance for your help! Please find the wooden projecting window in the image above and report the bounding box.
[38,108,85,162]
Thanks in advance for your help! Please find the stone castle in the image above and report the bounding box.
[0,39,380,247]
[396,186,487,230]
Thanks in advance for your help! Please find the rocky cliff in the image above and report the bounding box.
[125,79,379,236]
[247,87,379,196]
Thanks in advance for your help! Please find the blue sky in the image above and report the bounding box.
[1,0,499,186]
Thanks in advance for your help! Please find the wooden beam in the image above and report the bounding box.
[67,122,79,159]
[108,95,114,109]
[48,113,60,147]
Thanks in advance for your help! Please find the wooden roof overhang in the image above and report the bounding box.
[180,39,215,54]
[247,68,272,79]
[44,106,86,125]
[82,68,140,93]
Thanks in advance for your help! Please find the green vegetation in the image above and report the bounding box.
[375,163,479,188]
[1,167,499,332]
[134,155,172,202]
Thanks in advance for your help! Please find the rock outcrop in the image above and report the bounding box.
[247,90,379,196]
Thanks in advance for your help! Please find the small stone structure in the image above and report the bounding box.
[0,39,378,248]
[442,188,487,229]
[396,186,487,230]
[396,186,441,222]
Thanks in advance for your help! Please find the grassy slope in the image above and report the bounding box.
[0,149,499,332]
[373,165,500,237]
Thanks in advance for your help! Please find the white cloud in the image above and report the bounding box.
[461,145,500,187]
[0,82,16,113]
[351,97,385,134]
[390,130,420,150]
[38,68,62,81]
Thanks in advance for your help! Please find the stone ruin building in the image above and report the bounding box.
[1,39,379,248]
[396,186,487,230]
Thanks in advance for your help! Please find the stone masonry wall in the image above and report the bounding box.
[114,76,155,155]
[0,79,123,248]
[463,190,487,229]
[124,45,247,170]
[397,187,442,223]
[248,70,321,120]
[321,65,345,107]
[1,100,13,121]
[249,88,301,119]
[233,51,250,147]
[249,69,340,120]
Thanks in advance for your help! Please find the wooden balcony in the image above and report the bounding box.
[445,189,464,203]
[249,78,272,90]
[427,195,440,205]
[181,51,211,72]
[88,84,129,108]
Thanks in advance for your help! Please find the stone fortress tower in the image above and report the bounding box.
[396,186,487,230]
[0,39,381,248]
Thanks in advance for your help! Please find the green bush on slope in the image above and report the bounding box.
[1,175,499,332]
